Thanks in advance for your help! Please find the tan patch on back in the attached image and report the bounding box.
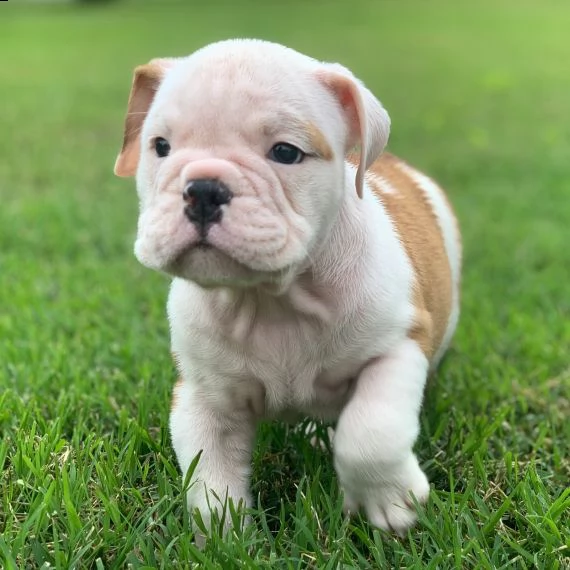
[353,153,452,359]
[306,122,334,160]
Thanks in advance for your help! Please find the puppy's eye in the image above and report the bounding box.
[268,143,305,165]
[154,137,171,158]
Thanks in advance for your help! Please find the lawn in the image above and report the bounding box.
[1,0,569,567]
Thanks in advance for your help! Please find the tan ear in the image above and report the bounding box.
[114,58,174,178]
[317,64,390,198]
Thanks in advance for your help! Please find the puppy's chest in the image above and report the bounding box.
[195,310,367,419]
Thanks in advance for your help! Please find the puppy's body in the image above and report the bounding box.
[115,39,461,536]
[170,154,459,418]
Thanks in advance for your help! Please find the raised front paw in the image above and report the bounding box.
[336,453,430,535]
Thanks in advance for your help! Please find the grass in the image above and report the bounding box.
[1,0,569,567]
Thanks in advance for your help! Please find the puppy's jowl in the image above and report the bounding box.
[114,39,461,537]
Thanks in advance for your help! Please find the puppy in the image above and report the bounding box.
[114,39,461,536]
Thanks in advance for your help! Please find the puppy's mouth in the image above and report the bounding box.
[171,237,223,265]
[168,242,288,290]
[195,239,213,250]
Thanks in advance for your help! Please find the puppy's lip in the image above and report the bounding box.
[166,241,290,286]
[169,239,213,265]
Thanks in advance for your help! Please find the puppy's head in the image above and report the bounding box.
[114,39,390,289]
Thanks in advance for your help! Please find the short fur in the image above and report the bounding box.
[114,39,461,538]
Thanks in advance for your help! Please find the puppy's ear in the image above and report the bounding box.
[114,58,174,178]
[316,64,390,198]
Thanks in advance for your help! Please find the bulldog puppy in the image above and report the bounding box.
[114,39,461,536]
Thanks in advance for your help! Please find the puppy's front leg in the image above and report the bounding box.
[169,379,255,537]
[334,338,431,534]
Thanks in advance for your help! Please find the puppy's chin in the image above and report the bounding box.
[170,246,275,288]
[137,241,292,290]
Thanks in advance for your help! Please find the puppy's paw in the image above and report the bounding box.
[186,483,251,546]
[338,453,429,536]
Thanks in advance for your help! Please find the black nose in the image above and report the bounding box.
[183,178,233,231]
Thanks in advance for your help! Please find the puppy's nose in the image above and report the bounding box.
[183,178,233,230]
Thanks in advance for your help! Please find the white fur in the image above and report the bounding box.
[116,39,461,538]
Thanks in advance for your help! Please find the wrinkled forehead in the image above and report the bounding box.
[150,44,340,140]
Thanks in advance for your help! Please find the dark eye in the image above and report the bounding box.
[154,137,171,158]
[268,143,305,165]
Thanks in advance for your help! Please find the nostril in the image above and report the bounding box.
[182,182,197,202]
[182,186,197,208]
[210,187,232,206]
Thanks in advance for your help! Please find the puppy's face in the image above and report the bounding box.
[115,40,390,288]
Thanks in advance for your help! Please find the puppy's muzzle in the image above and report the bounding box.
[183,178,233,235]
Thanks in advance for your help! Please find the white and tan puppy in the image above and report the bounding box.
[114,39,461,536]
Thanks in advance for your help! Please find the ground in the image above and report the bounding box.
[1,0,569,568]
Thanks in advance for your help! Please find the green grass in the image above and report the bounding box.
[1,0,569,567]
